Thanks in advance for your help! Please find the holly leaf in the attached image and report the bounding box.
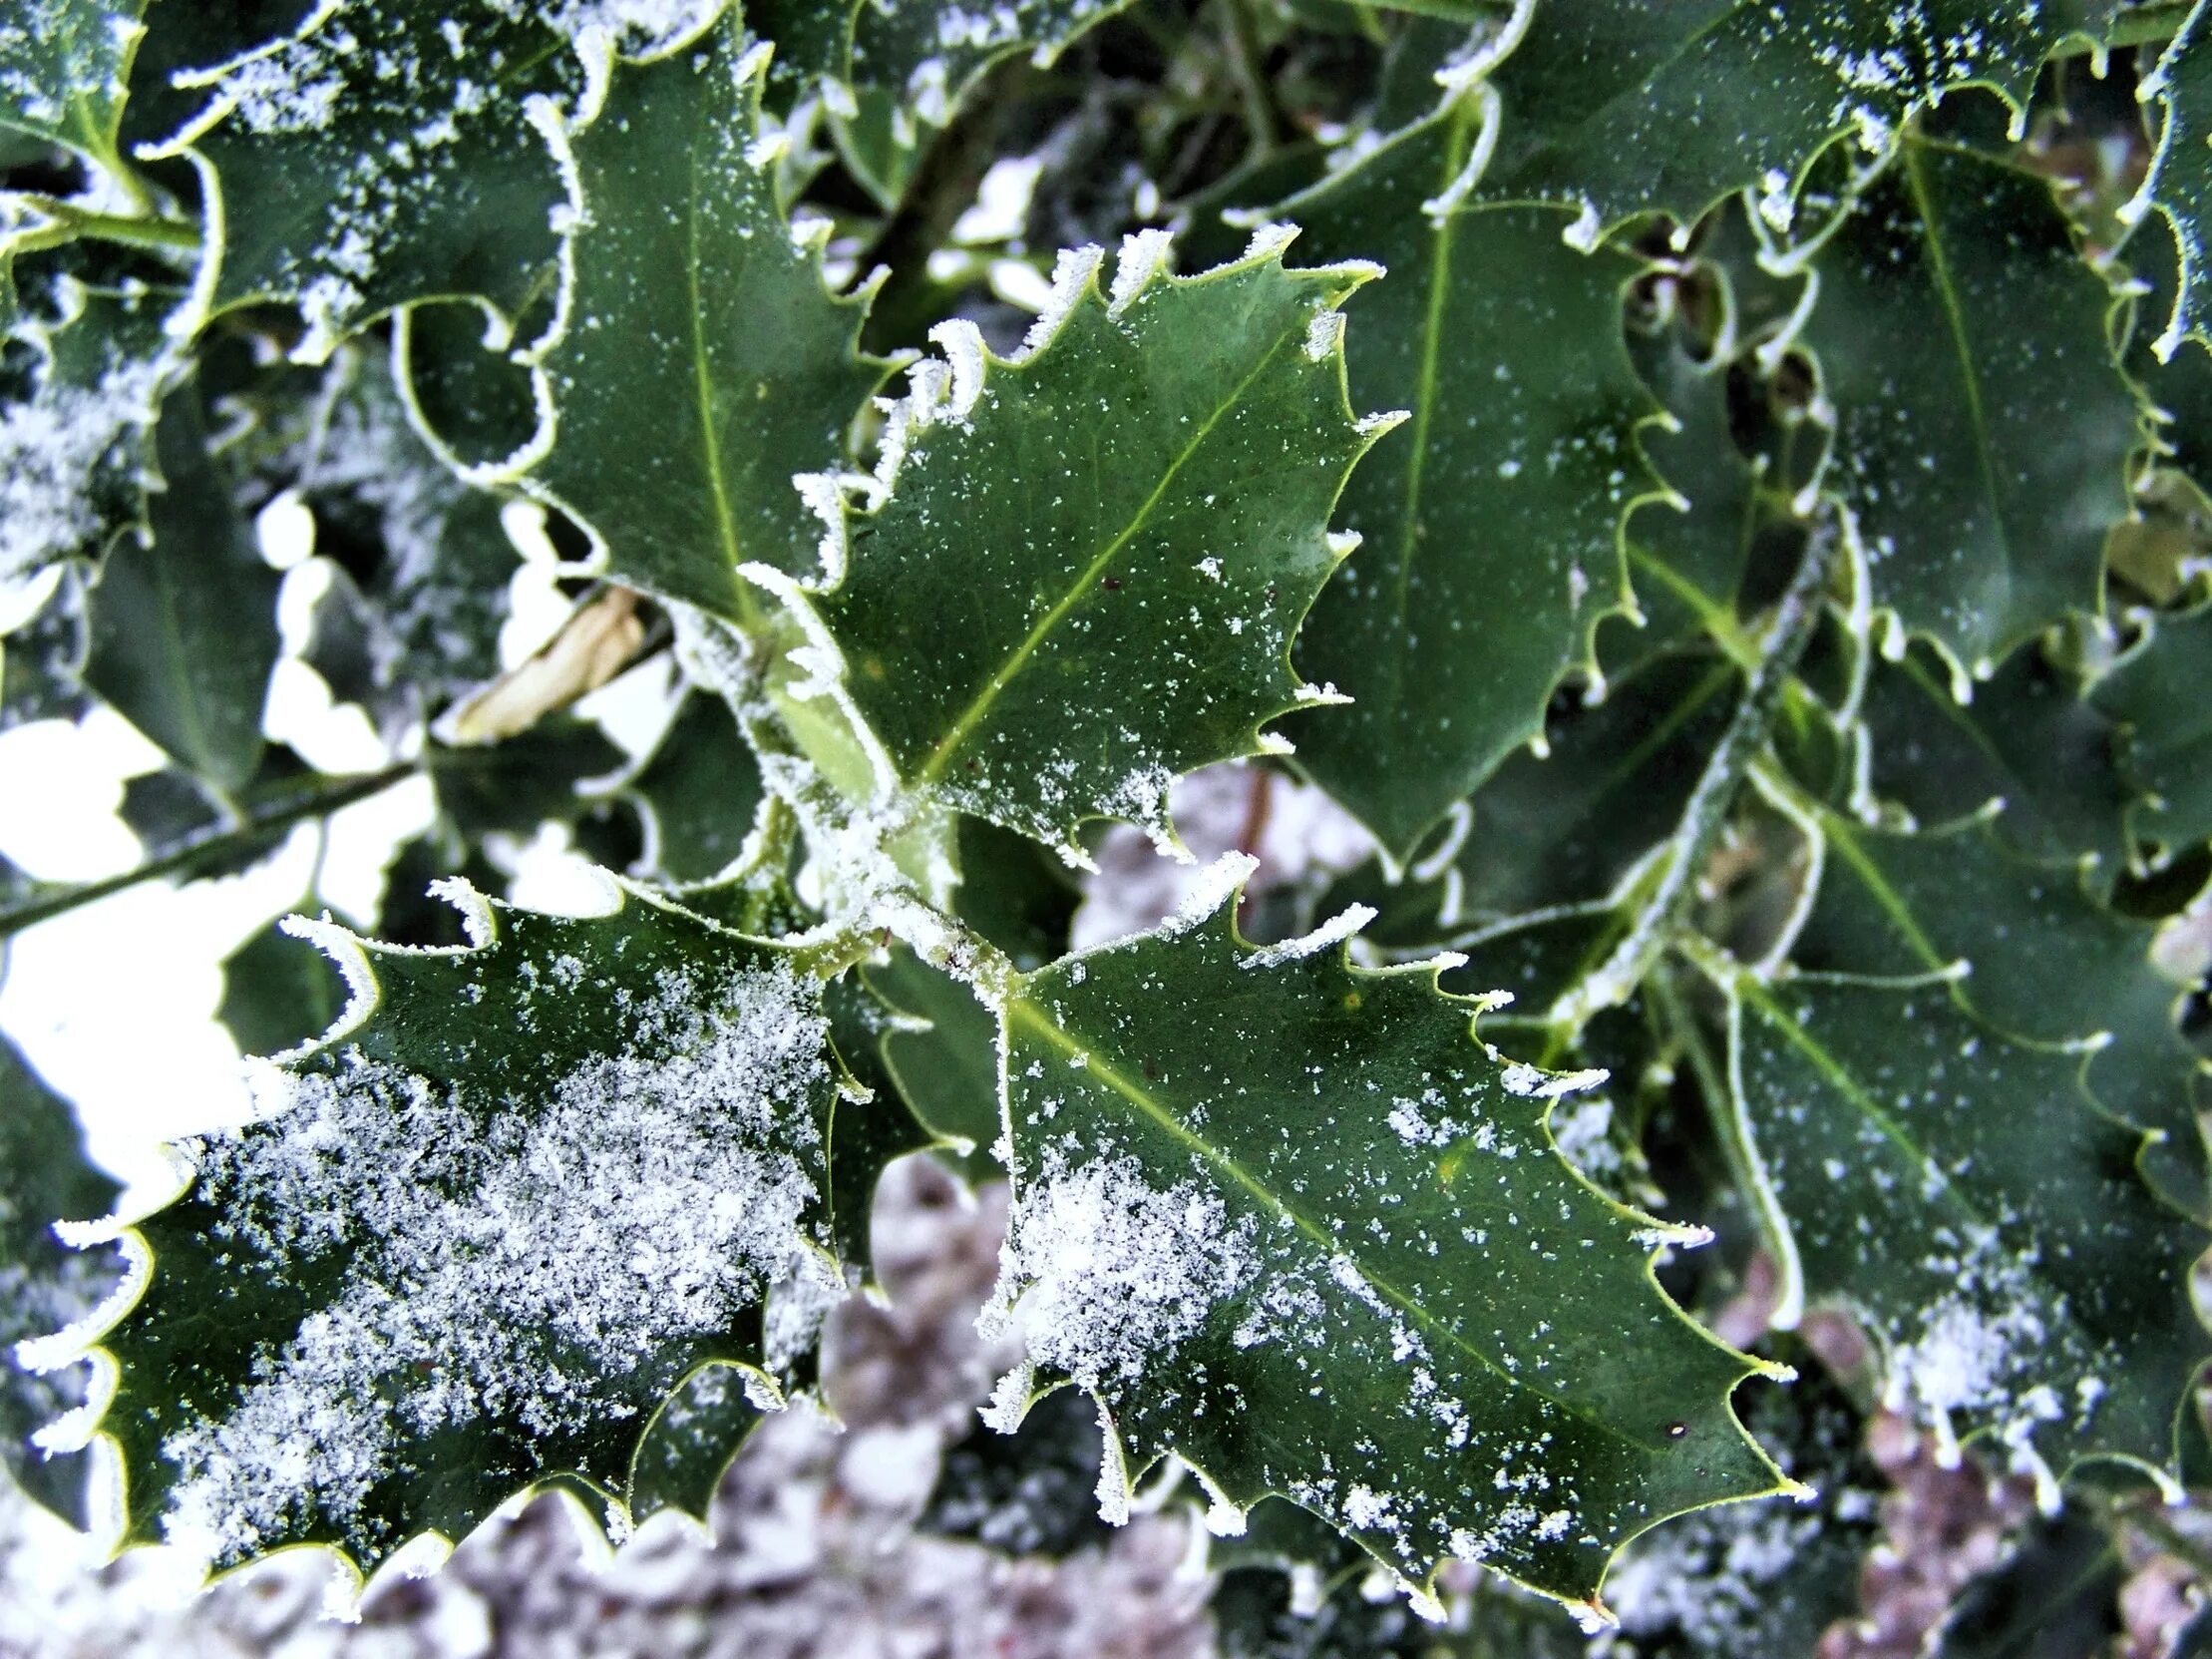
[83,377,279,795]
[805,230,1392,855]
[1466,0,2117,234]
[89,881,848,1576]
[151,0,590,360]
[0,1034,121,1529]
[2093,602,2212,863]
[1791,804,2211,1212]
[846,0,1136,143]
[526,23,885,617]
[626,690,767,885]
[1856,644,2131,868]
[1701,957,2209,1482]
[1596,1360,1884,1658]
[867,946,1001,1153]
[983,860,1786,1616]
[1612,337,1773,678]
[216,922,343,1059]
[0,0,150,184]
[1272,97,1662,857]
[2131,0,2212,362]
[1364,648,1746,953]
[623,1362,765,1526]
[1797,134,2141,676]
[0,275,175,587]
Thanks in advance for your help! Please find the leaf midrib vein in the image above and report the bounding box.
[1898,138,2012,641]
[915,328,1296,785]
[1006,998,1668,1454]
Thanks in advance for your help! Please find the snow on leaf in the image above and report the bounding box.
[801,229,1394,856]
[0,1034,122,1530]
[984,862,1787,1613]
[524,15,885,618]
[0,0,148,181]
[1463,0,2118,235]
[1269,95,1665,859]
[1795,133,2143,678]
[80,882,844,1579]
[1707,961,2209,1490]
[0,275,175,587]
[153,0,592,361]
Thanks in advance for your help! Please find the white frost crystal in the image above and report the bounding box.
[0,344,166,584]
[979,1151,1257,1395]
[162,958,828,1562]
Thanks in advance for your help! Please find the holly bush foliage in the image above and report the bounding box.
[2,0,2210,1648]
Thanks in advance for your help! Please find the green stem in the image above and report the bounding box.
[1550,520,1835,1031]
[0,763,416,939]
[9,196,202,256]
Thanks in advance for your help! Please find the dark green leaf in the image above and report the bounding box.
[811,231,1388,854]
[1709,960,2208,1481]
[83,379,279,793]
[1278,96,1660,856]
[97,882,846,1575]
[626,690,766,885]
[1925,1509,2123,1658]
[2093,602,2212,862]
[1467,0,2117,233]
[0,0,150,181]
[986,867,1785,1612]
[0,1034,121,1529]
[527,22,884,614]
[868,946,1001,1153]
[423,717,624,839]
[217,922,343,1058]
[1595,1361,1883,1657]
[157,0,582,358]
[1798,135,2140,674]
[1857,644,2130,868]
[2133,0,2212,361]
[1791,804,2210,1211]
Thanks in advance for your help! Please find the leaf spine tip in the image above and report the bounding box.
[1109,227,1175,315]
[1017,244,1105,359]
[423,878,498,948]
[1236,221,1299,265]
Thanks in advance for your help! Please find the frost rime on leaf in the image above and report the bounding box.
[0,282,173,585]
[1465,0,2119,233]
[986,870,1783,1608]
[808,231,1392,854]
[162,0,587,360]
[93,891,841,1574]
